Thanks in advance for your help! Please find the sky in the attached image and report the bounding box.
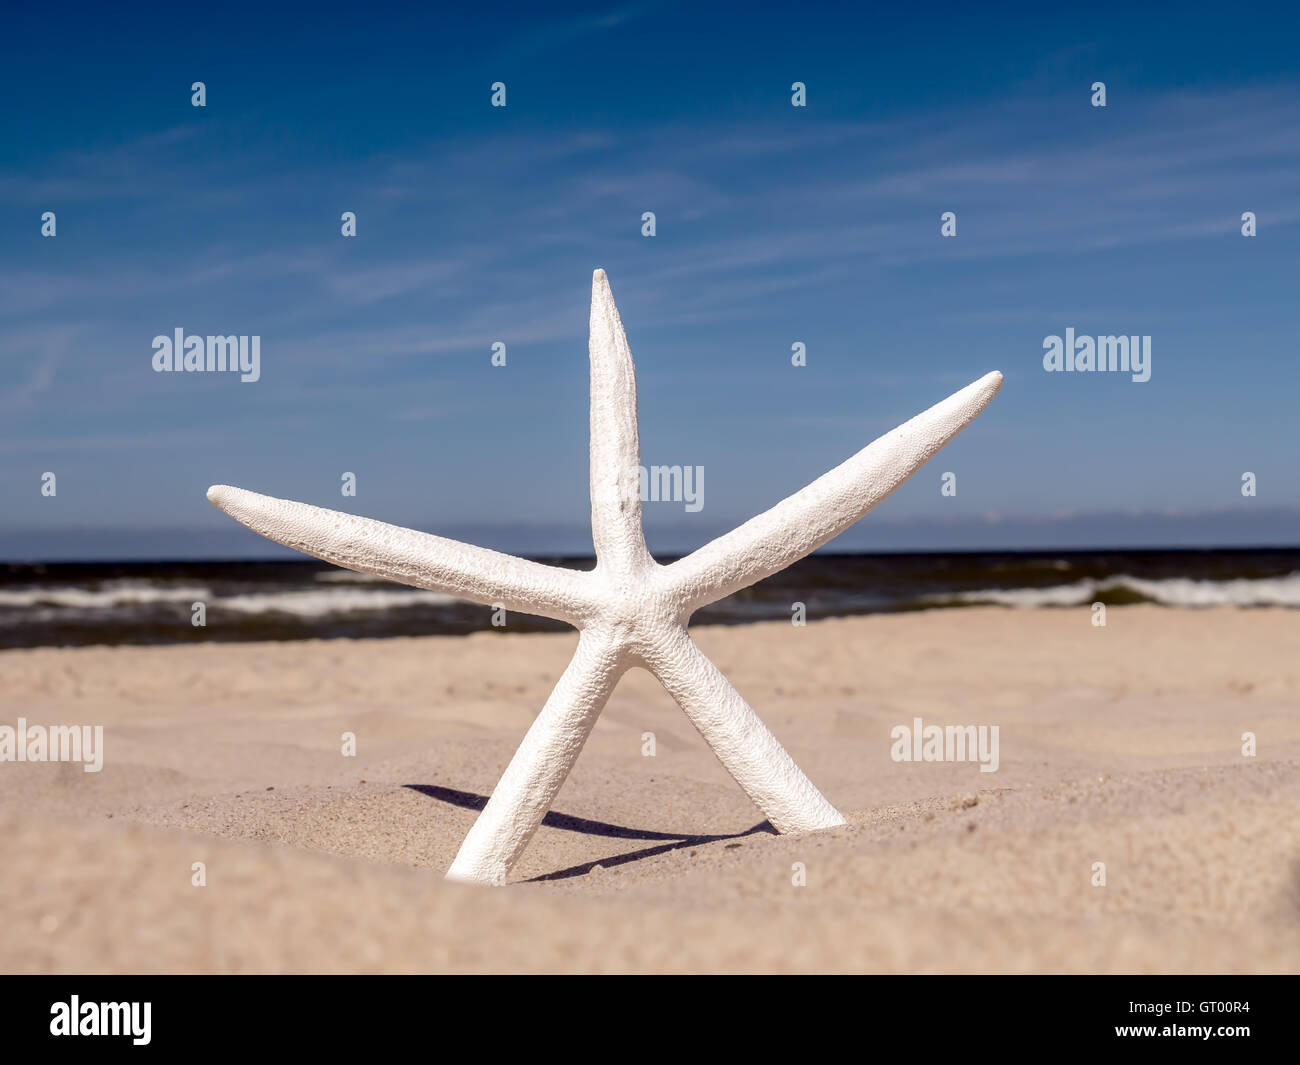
[1,1,1297,560]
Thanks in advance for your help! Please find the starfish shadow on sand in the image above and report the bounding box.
[405,783,772,882]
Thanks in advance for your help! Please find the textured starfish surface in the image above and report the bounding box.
[207,269,1003,885]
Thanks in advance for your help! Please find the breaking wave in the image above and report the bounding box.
[938,572,1300,608]
[219,588,458,617]
[0,583,212,608]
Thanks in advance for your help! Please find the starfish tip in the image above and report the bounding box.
[967,370,1004,401]
[206,484,231,507]
[592,267,607,283]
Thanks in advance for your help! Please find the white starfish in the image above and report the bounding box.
[207,269,1002,886]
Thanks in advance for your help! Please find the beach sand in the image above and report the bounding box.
[2,605,1297,973]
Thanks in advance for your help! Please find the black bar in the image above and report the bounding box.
[2,976,1292,1053]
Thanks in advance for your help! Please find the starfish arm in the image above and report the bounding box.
[206,485,595,624]
[644,627,846,834]
[667,370,1003,613]
[588,269,652,571]
[445,629,625,885]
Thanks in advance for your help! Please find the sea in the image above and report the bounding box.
[1,548,1297,650]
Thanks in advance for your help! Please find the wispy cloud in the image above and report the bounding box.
[490,4,660,65]
[0,325,79,410]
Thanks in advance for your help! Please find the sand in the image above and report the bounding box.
[1,605,1297,973]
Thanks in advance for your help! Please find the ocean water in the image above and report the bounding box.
[1,548,1297,649]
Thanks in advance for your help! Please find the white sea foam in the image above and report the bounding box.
[217,588,459,617]
[312,570,396,584]
[0,583,212,608]
[0,581,458,618]
[943,572,1300,608]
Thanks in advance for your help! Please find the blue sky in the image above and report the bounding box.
[1,1,1297,559]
